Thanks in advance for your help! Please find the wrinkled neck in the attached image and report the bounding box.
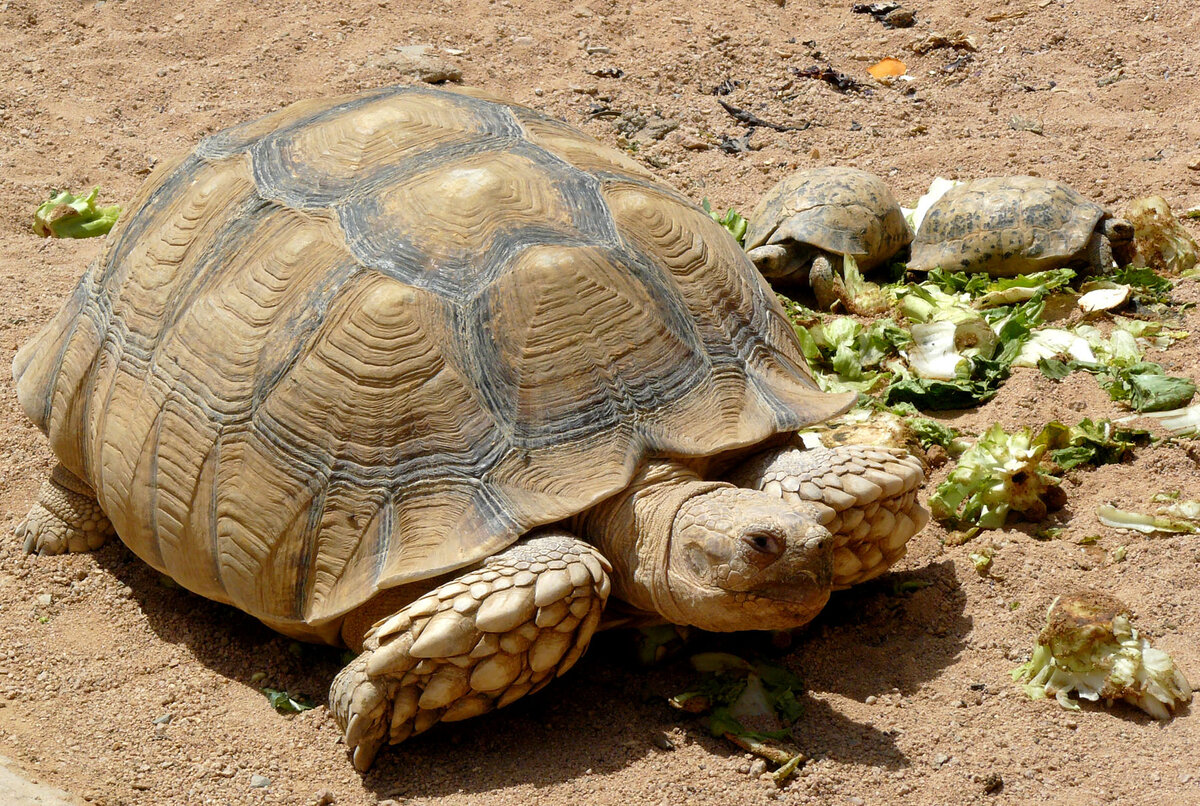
[573,460,725,622]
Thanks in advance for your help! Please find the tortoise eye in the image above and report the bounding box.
[741,531,783,558]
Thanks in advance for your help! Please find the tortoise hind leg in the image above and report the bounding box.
[330,529,611,771]
[17,464,114,555]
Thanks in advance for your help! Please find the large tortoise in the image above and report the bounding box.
[744,167,912,310]
[13,85,928,770]
[908,175,1134,276]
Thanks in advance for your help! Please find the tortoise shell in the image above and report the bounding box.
[909,176,1108,276]
[744,167,912,273]
[14,85,850,640]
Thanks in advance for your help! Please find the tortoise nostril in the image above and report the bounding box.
[804,529,833,552]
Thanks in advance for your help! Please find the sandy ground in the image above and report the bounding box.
[2,0,1200,804]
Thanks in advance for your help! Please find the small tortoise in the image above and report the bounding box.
[13,86,928,770]
[744,167,912,309]
[908,176,1134,276]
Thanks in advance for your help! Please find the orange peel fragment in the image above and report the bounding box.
[867,58,907,79]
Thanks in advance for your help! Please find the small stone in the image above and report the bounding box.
[1188,158,1200,171]
[749,759,767,777]
[367,44,462,84]
[809,147,820,159]
[637,116,679,142]
[864,695,877,705]
[312,790,336,805]
[933,753,950,768]
[513,36,535,46]
[131,780,151,791]
[36,594,52,606]
[250,774,271,788]
[152,714,172,725]
[651,734,674,750]
[883,8,915,27]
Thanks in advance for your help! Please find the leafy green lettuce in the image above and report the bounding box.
[33,187,121,238]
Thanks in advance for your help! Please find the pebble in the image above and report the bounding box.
[864,695,877,705]
[250,774,271,788]
[312,790,336,805]
[749,759,767,777]
[932,753,950,768]
[36,594,52,606]
[152,714,172,725]
[651,734,674,750]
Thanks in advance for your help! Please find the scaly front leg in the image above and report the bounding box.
[329,530,611,770]
[729,445,928,588]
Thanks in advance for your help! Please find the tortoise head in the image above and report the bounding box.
[655,486,834,632]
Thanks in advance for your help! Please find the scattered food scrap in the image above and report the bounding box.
[701,199,748,244]
[1012,591,1192,719]
[1126,196,1199,275]
[670,653,806,783]
[262,688,315,714]
[867,57,907,80]
[33,188,121,239]
[1096,499,1200,535]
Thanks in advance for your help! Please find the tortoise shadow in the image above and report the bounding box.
[90,546,967,795]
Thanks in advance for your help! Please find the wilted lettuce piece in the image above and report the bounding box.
[896,283,976,325]
[1126,196,1198,275]
[1013,329,1098,369]
[1101,363,1196,412]
[1109,265,1173,302]
[1036,419,1149,471]
[929,423,1062,529]
[1012,591,1192,719]
[33,187,121,238]
[904,414,969,456]
[262,687,314,713]
[791,315,909,395]
[1076,282,1132,313]
[884,355,1010,410]
[670,653,806,775]
[903,177,962,232]
[839,254,891,315]
[1119,403,1200,437]
[1096,503,1200,535]
[975,268,1077,308]
[904,321,970,380]
[702,199,748,245]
